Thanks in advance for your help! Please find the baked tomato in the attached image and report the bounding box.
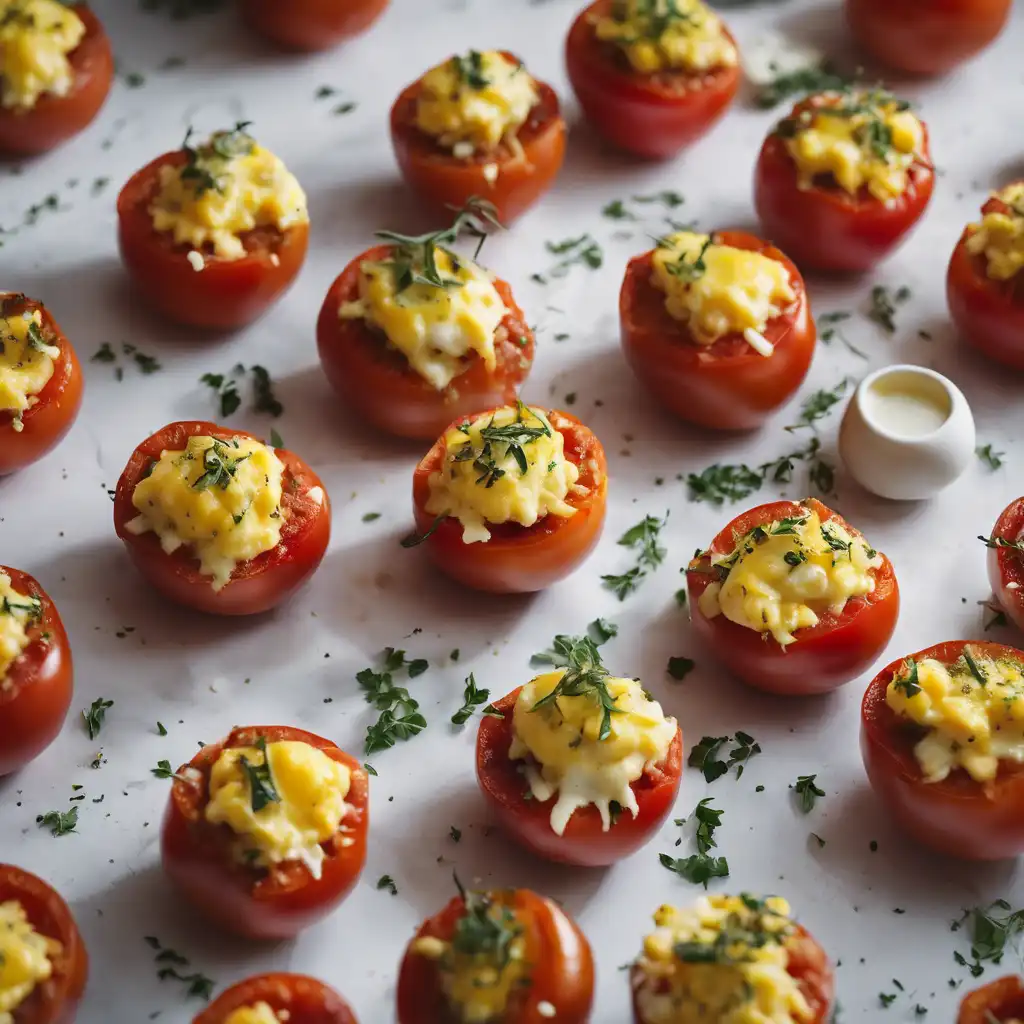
[958,976,1024,1024]
[565,0,740,159]
[193,973,359,1024]
[620,230,815,430]
[0,864,88,1023]
[397,884,595,1024]
[686,498,899,695]
[0,567,74,778]
[0,5,112,157]
[984,499,1024,632]
[0,293,83,477]
[240,0,388,51]
[161,725,369,941]
[112,421,330,616]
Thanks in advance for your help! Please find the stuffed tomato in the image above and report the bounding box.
[984,498,1024,632]
[193,973,359,1024]
[957,976,1024,1024]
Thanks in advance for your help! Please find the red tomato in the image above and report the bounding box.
[958,976,1024,1024]
[316,244,535,440]
[0,864,88,1023]
[476,688,682,867]
[397,887,594,1023]
[410,409,607,594]
[947,186,1024,370]
[987,498,1024,631]
[754,96,934,273]
[686,498,899,695]
[0,6,112,157]
[619,230,815,430]
[193,973,359,1024]
[112,421,330,616]
[161,725,369,941]
[846,0,1012,76]
[0,567,74,778]
[117,151,308,330]
[0,294,83,477]
[240,0,388,51]
[565,0,740,159]
[390,52,565,224]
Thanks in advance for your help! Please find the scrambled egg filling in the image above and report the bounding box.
[635,895,812,1024]
[966,182,1024,282]
[0,570,40,681]
[886,649,1024,784]
[415,49,538,155]
[697,507,881,648]
[424,405,579,544]
[780,89,924,202]
[205,738,352,880]
[0,306,60,431]
[510,670,676,835]
[0,900,60,1024]
[0,0,84,111]
[340,245,507,390]
[593,0,737,75]
[125,434,285,591]
[651,231,795,351]
[223,1003,281,1024]
[149,124,309,262]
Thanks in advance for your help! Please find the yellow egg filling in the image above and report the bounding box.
[223,1002,282,1024]
[0,304,61,432]
[0,0,84,111]
[0,899,60,1024]
[0,570,40,682]
[965,183,1024,283]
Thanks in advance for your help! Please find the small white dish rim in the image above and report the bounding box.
[855,364,960,447]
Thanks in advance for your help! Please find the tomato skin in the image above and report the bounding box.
[476,689,682,867]
[397,888,595,1024]
[316,245,535,441]
[0,295,83,477]
[987,498,1024,632]
[686,498,899,695]
[117,152,308,331]
[112,421,331,616]
[411,410,607,594]
[619,230,815,430]
[0,864,88,1024]
[958,976,1024,1024]
[240,0,388,51]
[161,725,369,941]
[861,640,1024,860]
[193,973,358,1024]
[754,97,934,273]
[565,0,739,159]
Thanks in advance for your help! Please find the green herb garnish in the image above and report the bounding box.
[451,673,491,726]
[82,698,113,740]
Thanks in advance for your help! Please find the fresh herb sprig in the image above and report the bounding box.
[451,673,491,725]
[793,774,825,813]
[688,732,761,783]
[452,402,551,487]
[531,234,603,284]
[36,807,78,836]
[602,513,668,599]
[180,122,254,196]
[357,648,429,754]
[868,284,911,334]
[785,378,853,432]
[239,736,280,812]
[82,698,113,740]
[452,874,521,969]
[660,799,728,888]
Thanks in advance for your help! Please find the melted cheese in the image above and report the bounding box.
[634,896,812,1024]
[149,127,308,262]
[205,739,351,880]
[593,0,737,74]
[339,247,506,390]
[698,507,881,648]
[651,232,795,348]
[0,570,39,682]
[415,50,538,155]
[966,183,1024,282]
[0,0,84,110]
[0,307,60,430]
[223,1003,281,1024]
[424,405,578,544]
[781,89,924,202]
[125,435,285,591]
[0,900,59,1024]
[510,671,676,835]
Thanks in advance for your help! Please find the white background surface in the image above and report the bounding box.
[2,1,1024,1021]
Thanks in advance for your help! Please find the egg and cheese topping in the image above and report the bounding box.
[124,435,286,591]
[779,89,925,202]
[0,0,84,111]
[222,1003,282,1024]
[205,737,352,880]
[593,0,737,75]
[697,507,882,648]
[0,570,41,682]
[966,183,1024,282]
[634,895,812,1024]
[0,305,60,432]
[149,124,308,263]
[651,231,795,353]
[424,404,579,544]
[0,899,60,1024]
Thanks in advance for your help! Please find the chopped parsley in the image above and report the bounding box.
[36,807,78,836]
[688,732,761,783]
[892,657,921,698]
[239,736,280,812]
[151,759,181,780]
[452,401,551,487]
[755,62,853,109]
[819,310,867,359]
[667,656,695,681]
[793,774,825,813]
[868,284,911,334]
[530,634,620,740]
[451,673,491,726]
[658,849,729,888]
[82,697,113,740]
[376,874,399,896]
[976,444,1005,470]
[785,378,853,432]
[201,364,282,418]
[531,234,603,284]
[145,935,216,1000]
[686,463,762,506]
[357,648,429,754]
[601,512,668,599]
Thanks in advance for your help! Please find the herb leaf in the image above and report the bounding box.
[451,673,491,726]
[530,635,620,741]
[687,463,763,506]
[36,807,79,836]
[659,851,730,888]
[82,697,113,740]
[357,650,429,753]
[239,736,280,812]
[601,513,668,599]
[793,774,825,813]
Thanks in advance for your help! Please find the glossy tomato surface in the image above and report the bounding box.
[754,97,934,273]
[0,5,112,157]
[241,0,388,51]
[958,975,1024,1024]
[411,409,607,594]
[0,294,83,477]
[476,688,682,866]
[193,973,359,1024]
[0,567,74,778]
[112,421,331,616]
[316,244,535,440]
[620,230,815,430]
[861,640,1024,860]
[117,151,308,330]
[0,864,88,1023]
[565,0,739,159]
[397,888,594,1024]
[686,498,899,695]
[986,498,1024,632]
[161,725,369,941]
